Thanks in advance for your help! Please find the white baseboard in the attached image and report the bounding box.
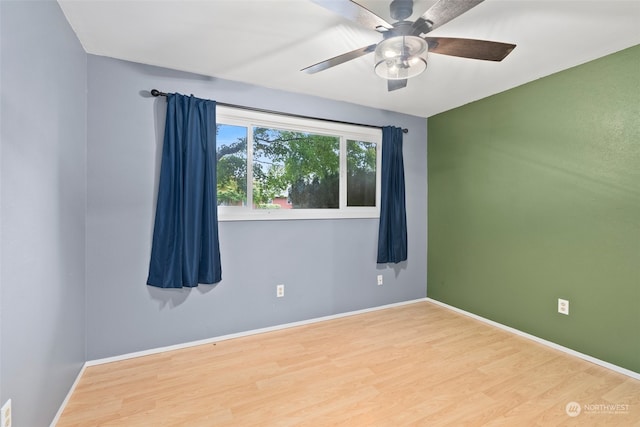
[86,298,429,367]
[50,363,86,427]
[426,297,640,381]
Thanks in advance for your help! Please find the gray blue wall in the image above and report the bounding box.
[86,55,428,360]
[0,1,87,426]
[0,2,426,422]
[0,2,425,423]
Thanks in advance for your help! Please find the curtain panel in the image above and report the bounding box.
[377,126,408,264]
[147,93,222,288]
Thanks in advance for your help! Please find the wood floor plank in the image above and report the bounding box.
[57,302,640,426]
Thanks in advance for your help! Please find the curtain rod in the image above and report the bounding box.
[150,89,408,134]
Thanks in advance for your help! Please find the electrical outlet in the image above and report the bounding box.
[558,298,569,315]
[1,399,11,427]
[377,275,383,286]
[276,284,284,298]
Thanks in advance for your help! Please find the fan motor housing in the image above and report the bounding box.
[383,21,415,39]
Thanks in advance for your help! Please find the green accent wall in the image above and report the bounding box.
[427,44,640,373]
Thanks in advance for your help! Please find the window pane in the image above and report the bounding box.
[347,140,377,207]
[216,124,247,206]
[253,127,340,209]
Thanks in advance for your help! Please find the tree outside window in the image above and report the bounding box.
[215,107,380,220]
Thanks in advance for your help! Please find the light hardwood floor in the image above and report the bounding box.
[57,301,640,426]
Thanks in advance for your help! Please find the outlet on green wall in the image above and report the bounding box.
[428,44,640,373]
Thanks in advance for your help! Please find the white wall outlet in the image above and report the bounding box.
[558,298,569,315]
[1,399,11,427]
[276,284,284,298]
[377,275,383,286]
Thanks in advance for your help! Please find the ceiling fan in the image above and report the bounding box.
[302,0,516,91]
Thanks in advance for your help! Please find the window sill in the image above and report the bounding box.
[218,208,379,222]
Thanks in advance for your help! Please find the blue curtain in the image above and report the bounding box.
[377,126,407,263]
[147,93,222,288]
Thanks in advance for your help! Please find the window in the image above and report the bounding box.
[216,106,381,220]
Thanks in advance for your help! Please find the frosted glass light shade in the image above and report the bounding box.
[374,35,428,80]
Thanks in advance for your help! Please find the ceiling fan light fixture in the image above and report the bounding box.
[374,35,427,80]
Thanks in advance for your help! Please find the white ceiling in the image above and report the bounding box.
[58,0,640,118]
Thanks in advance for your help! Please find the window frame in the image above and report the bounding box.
[216,106,382,221]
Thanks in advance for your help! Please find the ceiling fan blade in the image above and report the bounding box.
[413,0,484,34]
[388,79,408,92]
[310,0,392,31]
[425,37,515,61]
[301,44,377,74]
